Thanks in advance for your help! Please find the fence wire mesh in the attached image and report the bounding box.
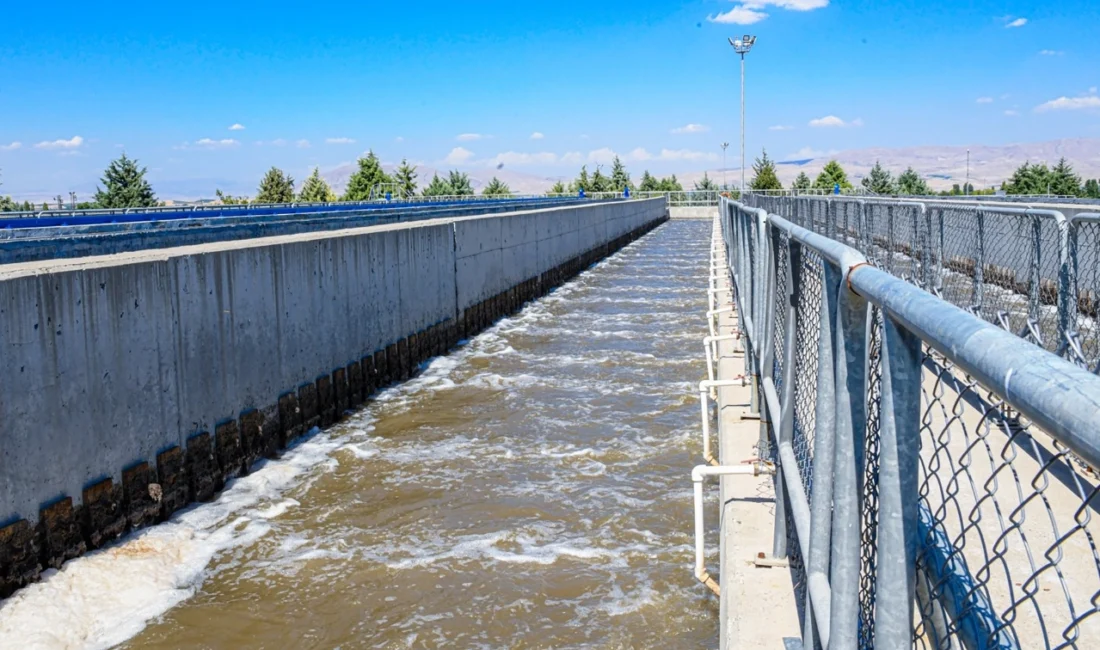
[722,195,1100,650]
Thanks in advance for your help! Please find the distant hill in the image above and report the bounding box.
[678,138,1100,192]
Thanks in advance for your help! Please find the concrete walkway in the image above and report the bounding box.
[710,219,802,649]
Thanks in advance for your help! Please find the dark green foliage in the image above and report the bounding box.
[694,172,718,190]
[570,166,591,193]
[394,159,418,198]
[422,173,453,197]
[548,181,567,194]
[93,154,158,208]
[638,171,659,192]
[482,177,512,196]
[1000,160,1083,196]
[216,189,249,205]
[896,167,930,195]
[813,160,853,192]
[610,156,633,192]
[658,175,684,192]
[791,171,812,192]
[255,167,295,203]
[343,151,393,201]
[1085,179,1100,199]
[749,149,782,191]
[298,167,336,202]
[861,160,897,195]
[589,167,613,193]
[447,170,473,196]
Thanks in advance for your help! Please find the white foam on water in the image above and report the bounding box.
[0,430,343,650]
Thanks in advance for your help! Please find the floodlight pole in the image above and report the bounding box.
[966,148,970,196]
[721,142,729,189]
[730,36,756,195]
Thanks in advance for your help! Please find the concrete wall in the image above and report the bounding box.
[0,198,667,596]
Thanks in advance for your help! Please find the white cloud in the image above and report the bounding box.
[560,151,585,165]
[808,115,854,127]
[851,118,864,127]
[627,147,654,161]
[34,136,84,150]
[0,142,21,151]
[1039,50,1064,56]
[1004,109,1020,117]
[228,123,246,131]
[326,137,355,144]
[653,148,720,162]
[456,133,485,142]
[769,125,794,131]
[530,132,545,140]
[487,151,558,166]
[395,136,405,143]
[1091,87,1098,95]
[193,138,240,150]
[296,139,311,148]
[585,148,618,165]
[1035,96,1100,112]
[976,97,994,104]
[444,147,475,165]
[1004,16,1027,28]
[671,123,710,135]
[785,147,831,159]
[709,0,828,24]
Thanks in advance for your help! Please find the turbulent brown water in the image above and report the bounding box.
[0,219,718,649]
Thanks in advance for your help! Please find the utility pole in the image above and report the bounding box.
[965,148,970,197]
[721,142,729,190]
[729,35,757,195]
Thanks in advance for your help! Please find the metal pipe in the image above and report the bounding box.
[698,379,746,466]
[692,463,771,596]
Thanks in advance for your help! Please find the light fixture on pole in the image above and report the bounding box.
[721,142,729,190]
[729,34,757,194]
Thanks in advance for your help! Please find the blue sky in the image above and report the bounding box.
[1,0,1098,198]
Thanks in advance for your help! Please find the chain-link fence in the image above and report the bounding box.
[719,197,1100,649]
[743,195,1100,370]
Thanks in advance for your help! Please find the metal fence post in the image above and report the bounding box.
[805,255,839,648]
[1057,216,1075,358]
[828,261,869,649]
[773,238,803,560]
[975,210,986,313]
[874,313,922,647]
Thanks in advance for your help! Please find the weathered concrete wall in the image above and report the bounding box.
[669,206,718,219]
[0,198,667,596]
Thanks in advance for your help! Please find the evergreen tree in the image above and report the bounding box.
[694,172,719,190]
[394,159,418,198]
[0,171,13,212]
[749,149,782,191]
[482,177,512,196]
[791,171,812,193]
[548,181,567,194]
[422,173,453,197]
[813,160,854,192]
[93,153,158,208]
[1050,158,1083,196]
[1084,179,1100,199]
[590,167,613,193]
[298,167,336,202]
[447,170,473,196]
[638,170,660,192]
[610,156,633,192]
[861,160,897,195]
[343,151,392,201]
[658,175,684,192]
[1003,162,1053,195]
[570,165,591,193]
[216,189,249,205]
[896,167,930,195]
[255,167,295,203]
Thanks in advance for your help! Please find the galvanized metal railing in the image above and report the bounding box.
[711,196,1100,649]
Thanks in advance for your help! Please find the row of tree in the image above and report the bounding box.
[744,148,1100,198]
[7,150,1100,212]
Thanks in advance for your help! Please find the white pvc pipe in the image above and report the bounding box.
[707,307,735,338]
[704,334,742,383]
[692,463,768,596]
[698,379,746,466]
